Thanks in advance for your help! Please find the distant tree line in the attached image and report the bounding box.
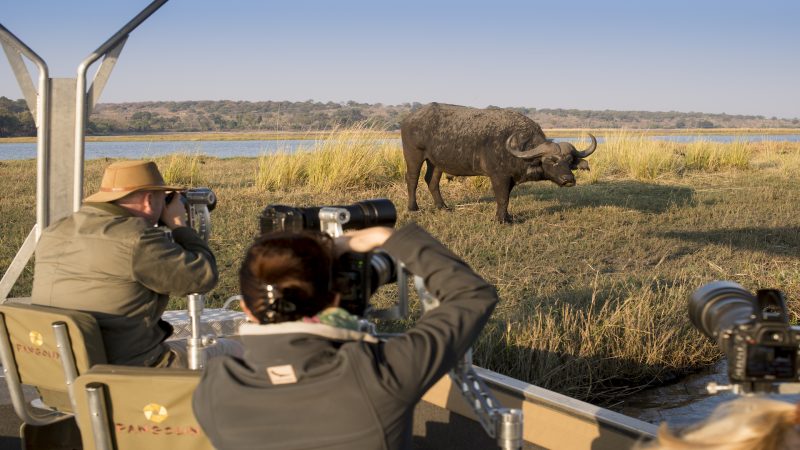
[0,97,36,137]
[1,96,798,137]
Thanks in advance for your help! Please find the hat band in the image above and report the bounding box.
[100,185,163,192]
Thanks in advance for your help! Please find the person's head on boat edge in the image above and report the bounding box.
[191,212,499,450]
[636,397,800,450]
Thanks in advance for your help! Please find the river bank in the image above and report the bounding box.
[3,127,800,144]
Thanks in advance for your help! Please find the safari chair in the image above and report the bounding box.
[73,365,213,450]
[0,302,107,420]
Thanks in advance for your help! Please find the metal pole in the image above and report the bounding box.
[74,0,169,211]
[187,293,207,370]
[52,322,79,413]
[496,409,523,450]
[0,24,50,237]
[86,383,114,450]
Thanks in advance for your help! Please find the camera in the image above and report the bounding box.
[166,187,217,212]
[164,187,217,242]
[260,199,400,317]
[260,198,395,234]
[689,281,800,387]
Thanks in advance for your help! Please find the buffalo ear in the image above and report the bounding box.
[505,133,530,153]
[573,159,590,171]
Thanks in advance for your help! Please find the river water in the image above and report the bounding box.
[2,134,800,160]
[0,139,320,161]
[616,361,800,427]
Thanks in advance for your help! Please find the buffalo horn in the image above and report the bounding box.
[572,133,597,158]
[506,138,554,159]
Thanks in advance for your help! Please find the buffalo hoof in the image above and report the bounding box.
[497,214,514,224]
[408,205,419,212]
[434,204,451,211]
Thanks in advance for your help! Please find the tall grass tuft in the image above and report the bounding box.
[305,124,392,192]
[158,152,204,185]
[684,138,751,171]
[597,131,682,180]
[579,131,756,182]
[256,150,307,190]
[253,123,405,192]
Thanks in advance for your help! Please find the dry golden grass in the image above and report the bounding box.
[156,152,205,186]
[256,124,403,192]
[3,131,800,406]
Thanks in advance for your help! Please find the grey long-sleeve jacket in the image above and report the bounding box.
[31,202,217,366]
[192,223,498,450]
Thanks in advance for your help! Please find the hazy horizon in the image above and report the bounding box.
[2,1,798,119]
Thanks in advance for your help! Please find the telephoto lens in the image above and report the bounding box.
[260,198,396,234]
[341,199,396,229]
[688,281,755,347]
[185,187,217,212]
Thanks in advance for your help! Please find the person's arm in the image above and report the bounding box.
[131,225,218,295]
[376,223,498,401]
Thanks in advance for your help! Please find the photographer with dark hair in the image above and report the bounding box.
[192,222,499,449]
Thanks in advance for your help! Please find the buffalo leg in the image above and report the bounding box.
[403,147,424,212]
[424,163,448,209]
[489,176,514,223]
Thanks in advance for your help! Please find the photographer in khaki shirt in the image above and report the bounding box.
[32,160,240,367]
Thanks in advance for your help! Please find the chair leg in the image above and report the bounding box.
[85,383,113,450]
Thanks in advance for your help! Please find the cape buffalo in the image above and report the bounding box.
[401,103,597,223]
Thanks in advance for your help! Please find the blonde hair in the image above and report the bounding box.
[636,397,798,450]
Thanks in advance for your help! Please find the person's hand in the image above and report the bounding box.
[160,191,187,229]
[334,227,393,255]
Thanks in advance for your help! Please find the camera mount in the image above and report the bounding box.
[184,197,218,370]
[418,283,523,450]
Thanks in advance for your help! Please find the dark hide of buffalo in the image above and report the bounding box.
[401,103,597,223]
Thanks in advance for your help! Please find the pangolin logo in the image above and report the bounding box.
[28,331,43,347]
[143,404,169,423]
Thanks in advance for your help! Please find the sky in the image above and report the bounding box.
[1,0,798,118]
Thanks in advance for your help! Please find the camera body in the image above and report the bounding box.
[260,199,399,317]
[167,187,217,212]
[689,281,800,385]
[165,187,217,242]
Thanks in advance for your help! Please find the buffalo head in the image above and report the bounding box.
[506,134,597,186]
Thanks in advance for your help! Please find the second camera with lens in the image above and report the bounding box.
[689,280,800,386]
[259,198,399,317]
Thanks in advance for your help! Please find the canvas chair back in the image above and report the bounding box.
[0,303,107,414]
[74,365,213,450]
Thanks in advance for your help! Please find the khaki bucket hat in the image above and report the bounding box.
[84,160,183,203]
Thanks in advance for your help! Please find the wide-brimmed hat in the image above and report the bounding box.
[84,160,183,203]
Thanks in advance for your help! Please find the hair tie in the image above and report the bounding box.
[262,283,296,321]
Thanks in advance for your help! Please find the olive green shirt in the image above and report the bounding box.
[31,202,217,366]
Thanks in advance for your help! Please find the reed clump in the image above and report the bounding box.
[576,130,756,184]
[255,124,402,192]
[156,151,205,185]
